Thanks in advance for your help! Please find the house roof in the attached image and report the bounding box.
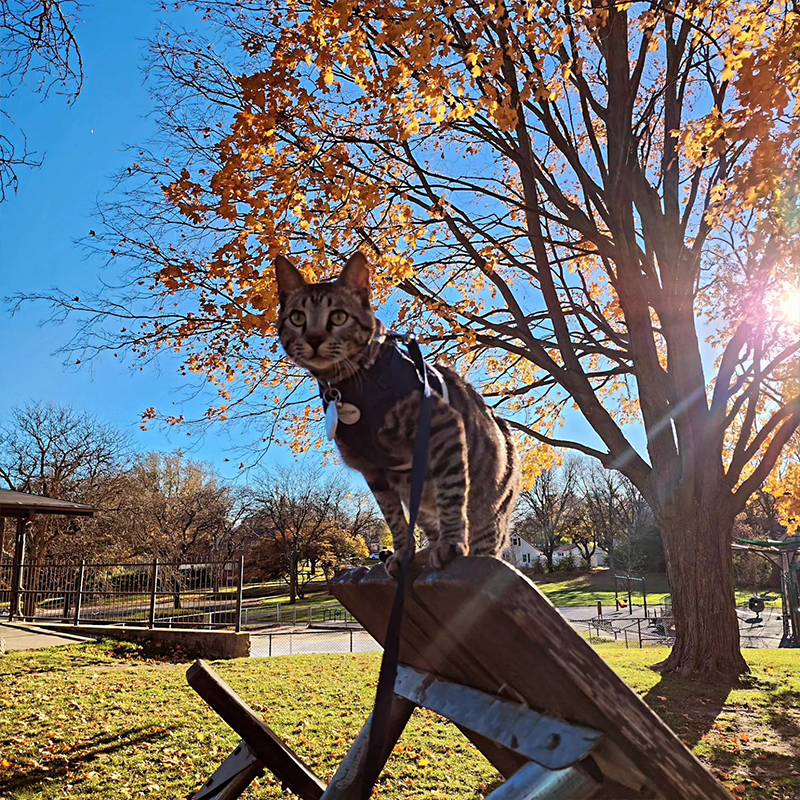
[511,539,543,554]
[0,489,99,518]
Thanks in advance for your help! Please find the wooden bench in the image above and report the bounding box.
[188,557,732,799]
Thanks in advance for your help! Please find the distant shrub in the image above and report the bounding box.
[556,553,577,572]
[529,558,546,574]
[733,552,777,590]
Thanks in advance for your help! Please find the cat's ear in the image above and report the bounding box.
[336,252,370,295]
[275,255,307,299]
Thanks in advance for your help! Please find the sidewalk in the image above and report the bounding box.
[0,622,91,653]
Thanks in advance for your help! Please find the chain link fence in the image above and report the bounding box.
[250,628,381,657]
[239,601,359,629]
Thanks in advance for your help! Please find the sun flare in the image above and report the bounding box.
[777,286,800,324]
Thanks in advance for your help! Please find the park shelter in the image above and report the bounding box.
[0,489,98,619]
[732,536,800,647]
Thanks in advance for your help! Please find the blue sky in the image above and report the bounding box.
[0,2,303,480]
[0,2,627,486]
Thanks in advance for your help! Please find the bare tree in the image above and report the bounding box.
[1,0,84,200]
[0,402,130,562]
[518,459,579,571]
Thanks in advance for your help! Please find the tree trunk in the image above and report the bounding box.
[656,505,748,678]
[288,554,298,604]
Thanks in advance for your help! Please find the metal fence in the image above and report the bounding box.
[0,558,244,630]
[240,601,358,629]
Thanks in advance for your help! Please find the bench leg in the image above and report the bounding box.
[320,696,415,799]
[187,660,326,800]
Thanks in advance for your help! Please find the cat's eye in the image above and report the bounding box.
[329,310,349,326]
[289,310,306,326]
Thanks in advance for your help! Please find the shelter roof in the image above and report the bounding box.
[0,489,99,518]
[732,536,799,553]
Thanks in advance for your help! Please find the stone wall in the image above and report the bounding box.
[34,623,250,660]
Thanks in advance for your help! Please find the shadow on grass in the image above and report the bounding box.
[642,674,738,747]
[766,687,800,757]
[0,726,170,795]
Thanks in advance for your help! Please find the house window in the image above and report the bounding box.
[522,553,529,563]
[511,536,520,547]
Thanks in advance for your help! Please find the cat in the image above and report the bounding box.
[275,251,521,575]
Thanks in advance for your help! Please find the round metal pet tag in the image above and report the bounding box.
[337,403,361,425]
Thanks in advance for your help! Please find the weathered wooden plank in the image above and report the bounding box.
[329,558,732,800]
[193,741,262,800]
[186,660,326,800]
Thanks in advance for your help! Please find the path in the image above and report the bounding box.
[0,622,90,653]
[249,603,789,657]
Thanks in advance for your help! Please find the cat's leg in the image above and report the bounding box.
[468,474,518,557]
[428,403,470,568]
[365,473,410,578]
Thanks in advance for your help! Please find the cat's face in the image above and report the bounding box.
[275,253,377,374]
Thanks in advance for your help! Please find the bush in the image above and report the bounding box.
[733,552,778,591]
[556,553,577,572]
[528,557,546,574]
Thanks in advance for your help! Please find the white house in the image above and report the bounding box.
[503,534,545,568]
[552,544,608,568]
[503,537,608,569]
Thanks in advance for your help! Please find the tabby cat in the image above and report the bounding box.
[275,252,521,575]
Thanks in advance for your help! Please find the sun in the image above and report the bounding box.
[777,285,800,325]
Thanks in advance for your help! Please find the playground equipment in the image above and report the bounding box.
[614,574,647,616]
[745,593,780,623]
[733,536,800,647]
[188,558,732,799]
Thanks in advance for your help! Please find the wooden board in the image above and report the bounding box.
[187,661,326,800]
[329,557,731,800]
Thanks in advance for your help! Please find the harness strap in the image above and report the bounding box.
[359,337,433,799]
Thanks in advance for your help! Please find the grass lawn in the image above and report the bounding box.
[1,642,797,799]
[527,568,782,609]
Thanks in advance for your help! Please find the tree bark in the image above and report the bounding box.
[288,553,298,605]
[656,505,748,678]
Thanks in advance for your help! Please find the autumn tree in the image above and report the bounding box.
[246,464,371,603]
[565,507,596,570]
[114,451,238,608]
[112,451,232,562]
[0,0,83,200]
[30,1,800,677]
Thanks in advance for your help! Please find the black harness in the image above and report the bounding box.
[318,334,442,798]
[318,335,448,470]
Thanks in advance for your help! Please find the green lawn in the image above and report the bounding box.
[528,569,672,607]
[248,567,780,612]
[527,568,782,609]
[0,642,797,799]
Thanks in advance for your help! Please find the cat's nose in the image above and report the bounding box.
[306,334,325,352]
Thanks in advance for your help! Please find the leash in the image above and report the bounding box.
[359,337,433,799]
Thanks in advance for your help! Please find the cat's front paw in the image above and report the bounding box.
[429,540,468,569]
[384,547,411,579]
